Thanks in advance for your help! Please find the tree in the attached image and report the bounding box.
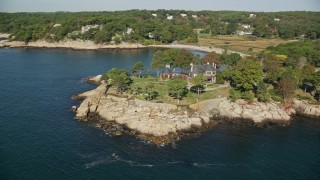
[131,61,145,78]
[304,71,320,95]
[174,49,195,67]
[151,50,165,76]
[103,68,132,94]
[229,88,242,102]
[228,53,242,66]
[130,85,143,95]
[94,29,113,43]
[114,36,122,45]
[220,49,241,66]
[190,74,206,102]
[187,31,198,43]
[263,59,284,84]
[256,81,271,102]
[202,51,220,64]
[144,83,159,101]
[231,59,263,91]
[167,78,188,104]
[299,65,315,83]
[277,75,297,104]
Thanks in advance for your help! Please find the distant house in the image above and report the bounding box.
[81,24,100,34]
[148,32,154,39]
[249,14,257,18]
[152,13,157,17]
[274,18,280,21]
[126,28,133,35]
[192,15,198,18]
[241,24,251,29]
[160,63,217,84]
[53,24,61,28]
[194,29,204,34]
[236,30,253,36]
[180,14,187,17]
[167,15,173,20]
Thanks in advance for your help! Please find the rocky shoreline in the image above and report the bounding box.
[1,40,146,50]
[0,38,247,56]
[72,75,319,145]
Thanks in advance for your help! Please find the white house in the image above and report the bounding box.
[180,14,187,17]
[236,30,253,36]
[192,15,198,18]
[148,32,154,39]
[274,18,280,21]
[249,14,257,18]
[53,24,61,28]
[126,28,133,35]
[194,29,203,34]
[241,24,251,29]
[81,24,100,34]
[167,15,173,20]
[152,13,157,17]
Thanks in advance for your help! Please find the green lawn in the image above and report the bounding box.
[129,77,230,105]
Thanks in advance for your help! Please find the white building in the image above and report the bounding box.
[241,24,251,29]
[192,15,198,18]
[274,18,280,21]
[167,15,173,20]
[180,14,187,17]
[152,13,157,17]
[126,28,133,35]
[249,14,257,18]
[148,32,154,39]
[81,24,100,34]
[53,24,61,28]
[236,30,253,36]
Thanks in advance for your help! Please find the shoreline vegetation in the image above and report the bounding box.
[72,75,320,145]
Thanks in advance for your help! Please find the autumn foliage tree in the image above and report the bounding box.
[201,51,220,64]
[277,77,297,103]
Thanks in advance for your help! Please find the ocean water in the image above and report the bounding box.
[0,48,319,180]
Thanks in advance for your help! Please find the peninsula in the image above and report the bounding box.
[73,75,319,144]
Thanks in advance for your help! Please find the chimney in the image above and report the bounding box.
[213,62,216,68]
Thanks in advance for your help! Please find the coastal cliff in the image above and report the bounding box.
[72,75,320,144]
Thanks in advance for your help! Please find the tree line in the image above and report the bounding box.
[0,10,319,44]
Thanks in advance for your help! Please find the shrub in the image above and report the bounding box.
[242,91,255,103]
[216,73,225,84]
[229,88,242,102]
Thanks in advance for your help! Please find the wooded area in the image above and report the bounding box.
[0,10,319,44]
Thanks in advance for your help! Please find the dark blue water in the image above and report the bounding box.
[0,48,319,180]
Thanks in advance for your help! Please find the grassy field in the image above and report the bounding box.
[130,77,230,105]
[197,35,295,55]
